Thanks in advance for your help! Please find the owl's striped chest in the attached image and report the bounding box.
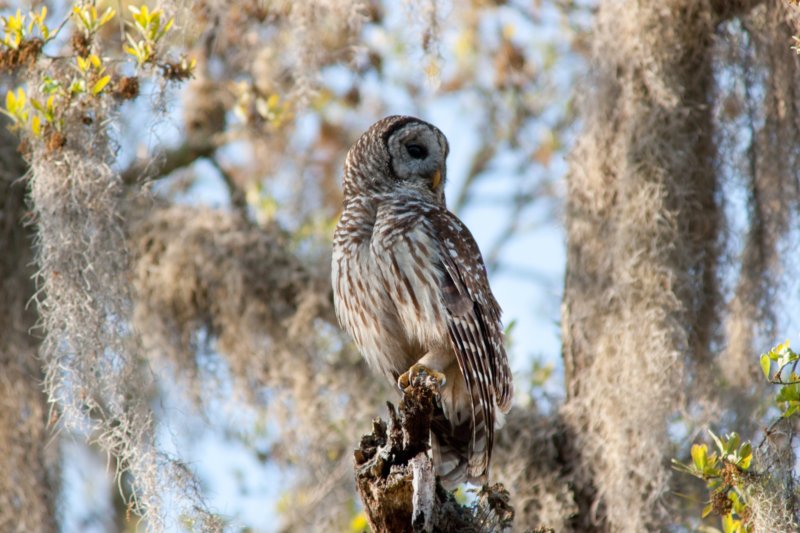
[369,200,450,349]
[332,198,449,379]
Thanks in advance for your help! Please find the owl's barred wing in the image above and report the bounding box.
[433,209,513,411]
[432,209,513,480]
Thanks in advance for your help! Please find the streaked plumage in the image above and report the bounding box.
[332,115,513,486]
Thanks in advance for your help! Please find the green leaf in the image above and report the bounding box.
[40,76,60,94]
[349,511,368,532]
[691,443,707,470]
[709,430,724,454]
[783,403,800,418]
[760,354,771,379]
[72,6,90,30]
[6,89,17,112]
[721,513,737,533]
[776,384,800,403]
[504,319,517,337]
[702,502,714,518]
[68,79,85,95]
[91,75,110,95]
[738,443,752,470]
[99,7,115,26]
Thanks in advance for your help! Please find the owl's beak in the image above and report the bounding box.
[431,168,442,190]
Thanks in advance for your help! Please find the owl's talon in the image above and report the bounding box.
[397,363,447,392]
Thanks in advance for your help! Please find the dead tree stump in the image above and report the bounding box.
[353,373,514,533]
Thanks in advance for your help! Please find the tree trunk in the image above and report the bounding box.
[560,1,721,530]
[0,127,58,532]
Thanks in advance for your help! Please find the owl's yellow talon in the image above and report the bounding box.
[397,363,447,392]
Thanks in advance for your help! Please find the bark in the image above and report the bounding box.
[0,127,57,532]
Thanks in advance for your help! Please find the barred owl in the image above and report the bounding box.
[332,115,513,487]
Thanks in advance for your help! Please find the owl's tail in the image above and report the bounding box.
[430,379,493,489]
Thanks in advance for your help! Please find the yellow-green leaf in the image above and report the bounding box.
[760,354,771,379]
[691,443,707,470]
[7,10,23,32]
[31,115,41,136]
[92,75,111,95]
[69,79,85,94]
[721,513,733,533]
[349,511,368,532]
[99,7,115,26]
[777,340,790,353]
[6,89,17,112]
[738,443,752,470]
[73,6,89,29]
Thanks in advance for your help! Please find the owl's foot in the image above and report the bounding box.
[397,363,447,392]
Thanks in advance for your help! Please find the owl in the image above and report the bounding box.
[332,115,513,487]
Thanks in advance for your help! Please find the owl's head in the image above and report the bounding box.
[343,115,449,203]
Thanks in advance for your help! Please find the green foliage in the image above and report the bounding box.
[2,88,29,131]
[673,430,753,530]
[72,3,115,36]
[73,54,111,96]
[124,5,174,66]
[1,7,49,49]
[674,341,800,532]
[349,511,369,532]
[2,3,193,148]
[530,358,554,389]
[760,340,800,416]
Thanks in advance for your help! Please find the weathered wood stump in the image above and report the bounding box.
[353,373,515,533]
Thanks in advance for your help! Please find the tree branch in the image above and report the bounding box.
[353,374,515,533]
[121,141,215,185]
[207,156,248,220]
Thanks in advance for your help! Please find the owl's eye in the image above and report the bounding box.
[405,143,428,159]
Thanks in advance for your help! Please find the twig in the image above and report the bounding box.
[207,156,248,220]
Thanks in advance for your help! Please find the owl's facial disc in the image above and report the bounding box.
[386,122,447,192]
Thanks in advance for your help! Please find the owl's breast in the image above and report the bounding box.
[332,218,419,380]
[332,199,450,381]
[370,201,451,349]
